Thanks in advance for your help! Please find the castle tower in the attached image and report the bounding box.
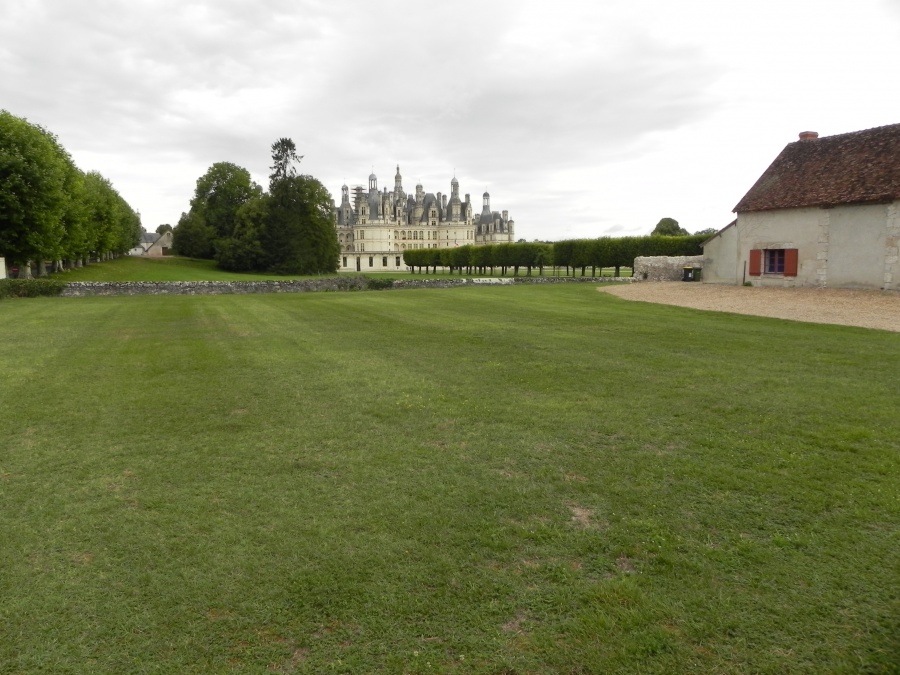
[447,176,462,221]
[479,192,494,236]
[369,172,378,192]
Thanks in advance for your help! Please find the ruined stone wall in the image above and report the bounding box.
[633,256,703,282]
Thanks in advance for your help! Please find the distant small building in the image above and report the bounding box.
[129,231,173,257]
[703,124,900,289]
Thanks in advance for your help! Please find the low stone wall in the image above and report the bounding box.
[512,276,633,285]
[60,275,633,297]
[632,256,703,282]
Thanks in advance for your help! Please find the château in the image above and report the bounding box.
[334,166,515,271]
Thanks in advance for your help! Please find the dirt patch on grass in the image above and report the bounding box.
[616,555,636,574]
[569,505,598,529]
[600,283,900,332]
[502,611,529,634]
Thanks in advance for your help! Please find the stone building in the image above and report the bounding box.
[334,166,515,272]
[703,123,900,289]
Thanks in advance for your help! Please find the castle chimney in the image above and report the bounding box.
[798,131,819,141]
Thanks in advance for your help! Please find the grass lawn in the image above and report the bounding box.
[50,255,631,281]
[1,285,897,673]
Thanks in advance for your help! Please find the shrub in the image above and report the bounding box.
[0,278,66,299]
[365,277,395,291]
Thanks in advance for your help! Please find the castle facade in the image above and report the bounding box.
[333,166,515,272]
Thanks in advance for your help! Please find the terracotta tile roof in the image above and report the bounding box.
[734,123,900,213]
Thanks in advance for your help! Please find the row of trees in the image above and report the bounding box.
[172,139,339,274]
[402,235,707,276]
[402,243,548,276]
[0,110,141,276]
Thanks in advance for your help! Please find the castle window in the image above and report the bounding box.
[382,256,387,267]
[342,256,347,267]
[420,231,424,239]
[396,256,401,266]
[369,256,374,267]
[413,231,418,240]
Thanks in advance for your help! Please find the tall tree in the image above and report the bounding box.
[259,138,337,274]
[190,162,261,240]
[652,217,689,236]
[172,210,215,259]
[0,110,69,271]
[156,224,173,235]
[216,195,268,272]
[262,174,338,274]
[268,138,303,189]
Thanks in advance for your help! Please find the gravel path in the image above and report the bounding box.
[599,282,900,332]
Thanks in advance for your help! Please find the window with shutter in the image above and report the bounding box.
[784,249,798,276]
[749,249,762,276]
[765,249,785,274]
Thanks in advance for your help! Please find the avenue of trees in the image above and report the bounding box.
[0,110,141,276]
[173,138,339,275]
[402,234,708,276]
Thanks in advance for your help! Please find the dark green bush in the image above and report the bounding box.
[0,278,67,299]
[365,277,396,291]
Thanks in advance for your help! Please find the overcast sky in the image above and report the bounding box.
[3,0,899,240]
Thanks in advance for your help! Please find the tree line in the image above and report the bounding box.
[172,139,339,275]
[0,110,141,277]
[402,235,707,276]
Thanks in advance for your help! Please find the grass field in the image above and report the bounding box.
[1,284,897,673]
[49,255,630,281]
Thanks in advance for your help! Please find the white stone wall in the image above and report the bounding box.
[734,208,824,287]
[702,224,738,284]
[706,201,899,290]
[827,203,890,288]
[882,201,899,291]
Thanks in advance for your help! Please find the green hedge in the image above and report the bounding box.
[403,235,704,275]
[0,278,67,299]
[365,277,396,290]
